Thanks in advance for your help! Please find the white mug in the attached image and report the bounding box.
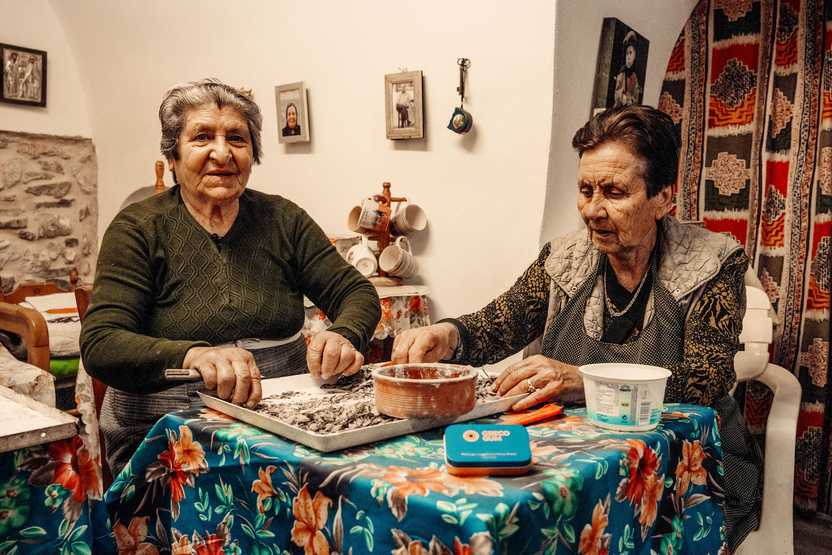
[346,236,377,277]
[391,203,427,234]
[379,236,417,278]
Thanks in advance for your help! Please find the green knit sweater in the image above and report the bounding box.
[81,187,380,393]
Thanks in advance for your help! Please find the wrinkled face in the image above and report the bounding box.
[625,45,636,68]
[287,105,298,128]
[170,104,252,207]
[576,141,672,261]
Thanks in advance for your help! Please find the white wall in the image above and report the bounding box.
[43,0,694,349]
[541,0,698,244]
[51,0,555,324]
[0,0,91,137]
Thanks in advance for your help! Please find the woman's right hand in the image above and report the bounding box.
[391,322,460,363]
[183,346,262,409]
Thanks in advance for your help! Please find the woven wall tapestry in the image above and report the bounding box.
[659,0,832,514]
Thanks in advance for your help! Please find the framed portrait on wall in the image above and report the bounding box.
[1,43,47,107]
[590,18,649,116]
[275,81,310,143]
[384,70,423,140]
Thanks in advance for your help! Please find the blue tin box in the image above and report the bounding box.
[444,424,532,476]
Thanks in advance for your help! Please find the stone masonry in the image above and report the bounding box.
[0,130,98,293]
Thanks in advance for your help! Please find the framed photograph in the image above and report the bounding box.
[1,43,47,107]
[385,70,423,140]
[275,81,310,143]
[590,18,648,116]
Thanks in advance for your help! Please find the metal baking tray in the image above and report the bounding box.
[198,373,524,452]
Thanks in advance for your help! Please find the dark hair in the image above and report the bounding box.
[571,105,678,197]
[159,78,262,164]
[285,103,298,119]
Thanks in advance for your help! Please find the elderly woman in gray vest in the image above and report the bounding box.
[81,79,380,476]
[392,105,761,550]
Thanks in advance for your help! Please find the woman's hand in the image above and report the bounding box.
[494,355,583,411]
[391,323,460,363]
[183,346,262,409]
[307,331,364,381]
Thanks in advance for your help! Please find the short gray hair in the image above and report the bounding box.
[159,78,263,164]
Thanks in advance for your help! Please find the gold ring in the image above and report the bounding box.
[527,379,537,394]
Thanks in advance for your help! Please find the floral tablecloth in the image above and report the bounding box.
[99,404,727,554]
[0,437,115,554]
[304,286,430,362]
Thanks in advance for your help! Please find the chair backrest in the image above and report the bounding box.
[120,160,167,208]
[0,270,80,371]
[0,270,78,304]
[73,286,92,325]
[735,286,774,381]
[73,283,114,488]
[733,286,800,555]
[73,285,104,414]
[740,286,774,345]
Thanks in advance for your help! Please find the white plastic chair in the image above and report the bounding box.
[733,285,801,555]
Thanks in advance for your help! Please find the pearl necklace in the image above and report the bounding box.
[603,261,651,318]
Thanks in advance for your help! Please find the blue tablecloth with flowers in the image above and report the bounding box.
[89,403,727,555]
[0,436,115,554]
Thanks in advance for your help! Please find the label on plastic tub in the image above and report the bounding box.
[593,382,659,427]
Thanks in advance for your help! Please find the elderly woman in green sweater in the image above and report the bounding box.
[81,78,380,475]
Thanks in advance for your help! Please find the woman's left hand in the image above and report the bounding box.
[307,331,365,381]
[494,355,583,411]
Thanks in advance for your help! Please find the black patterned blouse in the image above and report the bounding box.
[444,244,748,407]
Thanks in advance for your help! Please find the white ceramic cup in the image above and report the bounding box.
[346,236,377,277]
[379,236,417,278]
[391,203,427,234]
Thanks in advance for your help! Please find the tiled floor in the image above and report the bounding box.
[794,512,832,554]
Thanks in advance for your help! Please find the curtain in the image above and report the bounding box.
[659,0,832,514]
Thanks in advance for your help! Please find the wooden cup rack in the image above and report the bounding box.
[363,182,407,284]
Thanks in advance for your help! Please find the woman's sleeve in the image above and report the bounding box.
[80,219,208,393]
[666,249,749,406]
[291,210,381,353]
[443,244,552,366]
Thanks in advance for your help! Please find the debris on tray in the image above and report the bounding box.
[255,367,500,435]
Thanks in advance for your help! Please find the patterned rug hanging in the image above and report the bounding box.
[659,0,832,515]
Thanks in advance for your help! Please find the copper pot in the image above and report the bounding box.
[372,363,477,419]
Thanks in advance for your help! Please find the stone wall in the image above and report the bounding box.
[0,130,97,294]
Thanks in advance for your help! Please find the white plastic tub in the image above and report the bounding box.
[578,363,672,431]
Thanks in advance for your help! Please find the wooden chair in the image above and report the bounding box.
[72,284,113,488]
[0,271,79,372]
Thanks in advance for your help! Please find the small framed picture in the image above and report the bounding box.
[590,18,649,116]
[275,81,310,143]
[385,70,423,140]
[1,43,47,107]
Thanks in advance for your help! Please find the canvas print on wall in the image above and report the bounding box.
[385,70,423,140]
[1,43,47,107]
[275,81,310,143]
[591,18,649,116]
